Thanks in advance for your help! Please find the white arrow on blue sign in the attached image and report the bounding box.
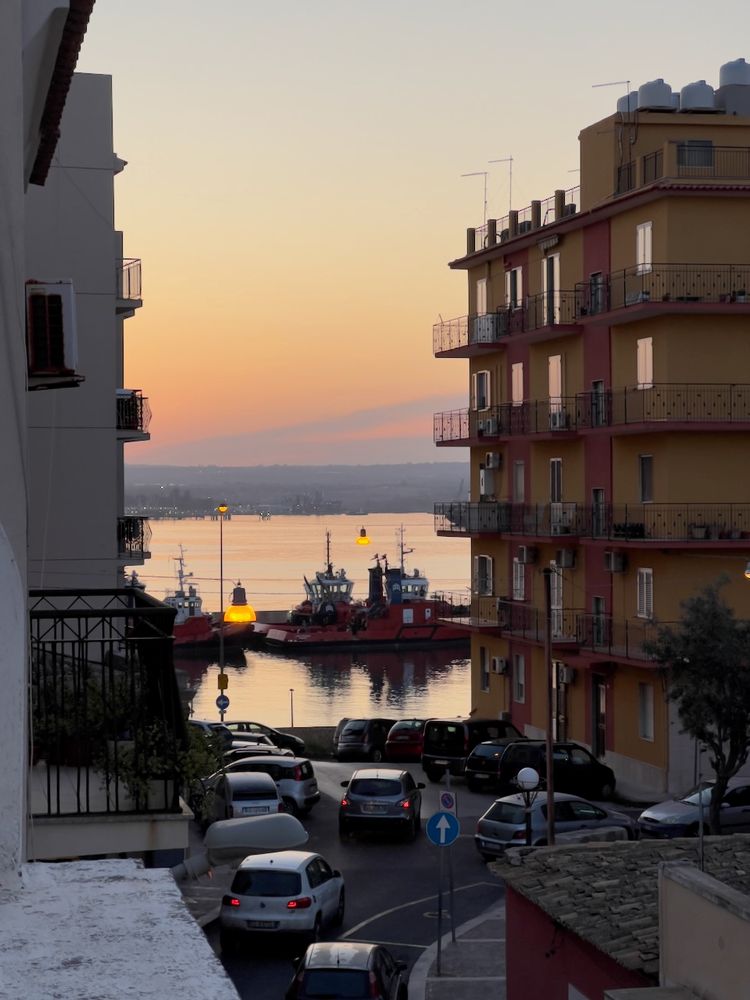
[215,694,230,711]
[426,810,461,847]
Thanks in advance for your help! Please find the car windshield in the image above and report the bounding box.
[343,720,367,735]
[485,801,525,824]
[471,744,505,759]
[231,785,278,801]
[349,778,402,797]
[231,870,301,896]
[392,720,424,732]
[425,723,463,750]
[682,786,715,805]
[302,970,369,998]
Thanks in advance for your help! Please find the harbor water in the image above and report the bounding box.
[138,514,472,727]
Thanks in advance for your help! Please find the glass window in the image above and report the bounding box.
[639,455,653,503]
[230,869,302,896]
[472,370,491,409]
[569,801,606,820]
[480,646,490,693]
[550,458,563,503]
[677,140,714,169]
[349,778,402,796]
[505,266,523,310]
[486,801,525,824]
[636,221,653,275]
[570,748,592,766]
[637,337,653,388]
[548,354,563,409]
[304,971,369,997]
[513,654,525,704]
[476,277,488,316]
[474,554,493,596]
[589,272,605,315]
[542,252,561,324]
[638,682,654,740]
[637,568,654,619]
[512,559,525,601]
[511,362,524,406]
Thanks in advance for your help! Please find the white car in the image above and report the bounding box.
[200,771,284,829]
[219,850,345,953]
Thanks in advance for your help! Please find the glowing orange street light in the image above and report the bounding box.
[356,526,371,546]
[224,582,256,623]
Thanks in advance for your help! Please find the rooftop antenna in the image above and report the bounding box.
[593,79,633,112]
[489,155,513,215]
[461,170,488,226]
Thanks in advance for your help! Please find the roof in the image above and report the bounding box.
[237,850,317,871]
[305,941,376,969]
[497,836,750,980]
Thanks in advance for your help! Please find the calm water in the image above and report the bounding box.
[139,514,472,727]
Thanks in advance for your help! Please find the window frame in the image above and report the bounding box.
[505,266,523,310]
[636,221,653,275]
[480,646,490,693]
[512,558,525,601]
[511,362,524,406]
[474,554,494,597]
[472,369,491,410]
[513,653,526,704]
[637,336,653,389]
[638,682,655,741]
[637,567,654,619]
[639,454,653,503]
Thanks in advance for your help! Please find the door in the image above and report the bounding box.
[592,596,606,648]
[542,253,561,325]
[592,488,606,538]
[719,784,750,833]
[590,379,606,427]
[592,676,607,758]
[550,562,563,637]
[550,458,563,532]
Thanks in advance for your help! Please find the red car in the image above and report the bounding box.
[384,719,428,762]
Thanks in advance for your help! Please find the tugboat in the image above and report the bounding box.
[256,529,469,650]
[162,547,218,647]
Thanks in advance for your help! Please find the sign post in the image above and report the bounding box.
[426,810,461,973]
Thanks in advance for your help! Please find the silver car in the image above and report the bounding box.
[339,768,424,840]
[200,771,284,829]
[638,777,750,838]
[475,792,637,859]
[207,755,320,817]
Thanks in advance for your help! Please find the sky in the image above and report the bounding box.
[76,1,750,465]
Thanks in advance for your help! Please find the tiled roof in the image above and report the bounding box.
[497,836,750,980]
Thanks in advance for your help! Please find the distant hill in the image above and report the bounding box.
[125,462,469,515]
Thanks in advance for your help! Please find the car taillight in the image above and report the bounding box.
[368,971,380,997]
[399,799,411,809]
[278,802,285,812]
[341,797,349,808]
[222,895,241,907]
[293,765,303,780]
[511,830,526,840]
[287,896,312,909]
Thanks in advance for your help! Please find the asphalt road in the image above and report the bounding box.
[206,759,507,1000]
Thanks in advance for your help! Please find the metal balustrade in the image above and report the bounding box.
[434,502,583,537]
[117,258,142,300]
[117,515,151,557]
[116,390,152,433]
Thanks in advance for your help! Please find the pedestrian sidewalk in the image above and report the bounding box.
[409,901,507,1000]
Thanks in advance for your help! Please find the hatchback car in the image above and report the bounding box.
[385,719,428,762]
[339,768,424,839]
[220,850,345,954]
[224,719,306,755]
[225,737,294,760]
[211,756,319,817]
[638,777,750,838]
[475,792,636,859]
[465,739,616,800]
[187,719,233,750]
[335,718,397,762]
[286,942,408,1000]
[199,771,285,829]
[422,717,523,782]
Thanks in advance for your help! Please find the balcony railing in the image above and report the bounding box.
[117,258,142,300]
[591,503,750,542]
[577,384,750,428]
[116,390,152,434]
[473,185,580,251]
[117,516,151,558]
[576,263,750,317]
[434,291,580,354]
[435,501,583,538]
[575,613,662,661]
[29,588,184,817]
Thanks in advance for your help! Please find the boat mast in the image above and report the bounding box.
[397,525,414,575]
[174,545,193,594]
[325,530,333,576]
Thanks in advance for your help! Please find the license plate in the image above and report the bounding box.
[362,803,387,814]
[434,759,448,766]
[241,806,268,816]
[247,920,276,929]
[474,772,490,779]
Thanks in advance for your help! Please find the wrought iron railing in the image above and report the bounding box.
[116,390,152,433]
[473,185,580,250]
[589,503,750,542]
[576,384,750,428]
[29,589,184,817]
[575,613,662,661]
[434,501,583,537]
[576,263,750,317]
[117,258,142,300]
[117,516,151,558]
[616,161,636,194]
[675,145,750,180]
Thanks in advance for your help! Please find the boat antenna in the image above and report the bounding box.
[174,545,193,592]
[325,530,333,576]
[397,525,414,574]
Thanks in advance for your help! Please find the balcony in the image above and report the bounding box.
[469,185,580,256]
[117,515,151,561]
[577,383,750,431]
[433,291,580,357]
[435,501,583,538]
[116,389,152,440]
[616,143,750,196]
[575,613,661,662]
[28,588,188,858]
[590,502,750,545]
[116,258,142,315]
[575,263,750,322]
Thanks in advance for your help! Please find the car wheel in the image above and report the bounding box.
[599,781,615,800]
[425,768,442,784]
[479,852,494,862]
[219,929,239,956]
[333,888,345,926]
[412,813,421,840]
[466,779,479,793]
[283,797,299,817]
[308,913,323,944]
[371,748,383,763]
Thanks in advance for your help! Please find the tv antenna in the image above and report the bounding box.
[593,79,633,111]
[461,170,488,227]
[489,155,513,216]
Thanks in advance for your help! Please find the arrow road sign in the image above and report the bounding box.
[215,694,230,711]
[426,810,461,847]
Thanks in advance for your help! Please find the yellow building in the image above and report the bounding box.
[434,65,750,800]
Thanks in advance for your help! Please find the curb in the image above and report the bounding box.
[407,899,505,1000]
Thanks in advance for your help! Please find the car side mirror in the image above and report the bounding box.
[720,800,730,809]
[417,782,425,789]
[333,869,342,878]
[340,780,349,788]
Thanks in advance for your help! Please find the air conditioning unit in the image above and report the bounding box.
[518,545,538,565]
[558,665,577,685]
[604,551,627,573]
[477,416,498,436]
[518,220,533,234]
[549,409,569,431]
[485,452,502,470]
[479,468,494,497]
[555,548,575,569]
[25,280,78,375]
[491,656,509,675]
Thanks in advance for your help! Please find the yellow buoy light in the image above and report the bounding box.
[356,526,371,546]
[224,582,256,623]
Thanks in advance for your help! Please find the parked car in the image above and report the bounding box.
[421,717,524,782]
[335,718,397,762]
[385,719,429,762]
[220,850,345,954]
[286,942,408,1000]
[187,719,233,750]
[475,792,636,859]
[207,755,320,817]
[222,743,292,764]
[224,719,305,755]
[198,771,284,829]
[339,768,424,840]
[332,718,350,753]
[465,739,616,800]
[638,777,750,838]
[228,735,295,757]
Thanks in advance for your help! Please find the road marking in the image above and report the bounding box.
[340,881,498,939]
[344,938,428,950]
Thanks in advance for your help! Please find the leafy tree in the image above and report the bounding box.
[644,579,750,835]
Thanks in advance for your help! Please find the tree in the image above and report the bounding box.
[644,580,750,835]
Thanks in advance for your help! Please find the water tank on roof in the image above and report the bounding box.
[680,80,716,111]
[617,91,639,114]
[720,58,750,87]
[637,79,675,111]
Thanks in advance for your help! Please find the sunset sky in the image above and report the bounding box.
[77,1,750,465]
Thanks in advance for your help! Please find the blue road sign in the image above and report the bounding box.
[426,810,461,847]
[216,694,230,711]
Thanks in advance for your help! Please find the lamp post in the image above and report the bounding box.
[216,503,228,721]
[516,766,540,847]
[289,688,295,728]
[542,566,556,846]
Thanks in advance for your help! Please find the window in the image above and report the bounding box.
[505,266,523,310]
[637,337,653,389]
[512,559,525,600]
[480,646,490,693]
[513,461,525,502]
[513,653,525,703]
[474,554,493,596]
[472,369,491,409]
[638,682,654,741]
[639,454,653,503]
[542,252,560,324]
[550,561,563,636]
[677,140,714,169]
[636,221,653,275]
[589,271,605,315]
[476,277,487,316]
[591,379,606,427]
[511,362,524,406]
[550,458,562,503]
[548,354,563,412]
[637,568,653,619]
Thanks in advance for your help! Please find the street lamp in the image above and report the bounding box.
[356,526,371,546]
[216,503,228,721]
[515,766,540,847]
[542,566,556,846]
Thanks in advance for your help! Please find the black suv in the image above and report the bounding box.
[421,718,523,782]
[465,739,616,799]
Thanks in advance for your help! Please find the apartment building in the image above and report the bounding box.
[434,61,750,800]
